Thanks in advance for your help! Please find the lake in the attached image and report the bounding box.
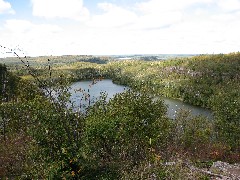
[69,79,213,119]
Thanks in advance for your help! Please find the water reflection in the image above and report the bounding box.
[69,79,213,119]
[161,97,213,119]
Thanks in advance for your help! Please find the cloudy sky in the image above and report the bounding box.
[0,0,240,56]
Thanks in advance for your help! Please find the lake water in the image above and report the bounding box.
[69,79,128,110]
[69,79,213,119]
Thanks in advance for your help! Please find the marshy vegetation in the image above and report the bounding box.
[0,51,240,179]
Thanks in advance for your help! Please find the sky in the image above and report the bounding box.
[0,0,240,57]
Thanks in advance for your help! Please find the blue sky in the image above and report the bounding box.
[1,0,240,56]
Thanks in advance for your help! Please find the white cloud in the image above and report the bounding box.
[217,0,240,12]
[1,19,63,56]
[31,0,89,21]
[133,0,184,29]
[132,0,200,30]
[133,11,183,30]
[136,0,213,14]
[4,19,62,34]
[87,3,138,28]
[4,19,33,33]
[210,10,240,24]
[1,0,240,56]
[126,0,240,54]
[87,2,183,30]
[0,0,15,14]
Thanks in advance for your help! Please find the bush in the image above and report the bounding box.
[172,109,214,159]
[211,90,240,151]
[83,90,172,173]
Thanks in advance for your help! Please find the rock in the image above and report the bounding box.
[210,161,240,179]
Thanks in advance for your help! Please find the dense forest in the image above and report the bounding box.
[0,52,239,179]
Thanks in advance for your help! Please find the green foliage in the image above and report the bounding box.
[74,67,105,81]
[105,53,240,153]
[211,88,240,150]
[1,52,240,178]
[169,109,214,160]
[0,64,20,102]
[83,90,171,169]
[175,110,213,149]
[0,134,31,178]
[0,70,84,178]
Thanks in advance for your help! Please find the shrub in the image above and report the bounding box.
[211,90,240,151]
[83,90,172,173]
[172,109,214,159]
